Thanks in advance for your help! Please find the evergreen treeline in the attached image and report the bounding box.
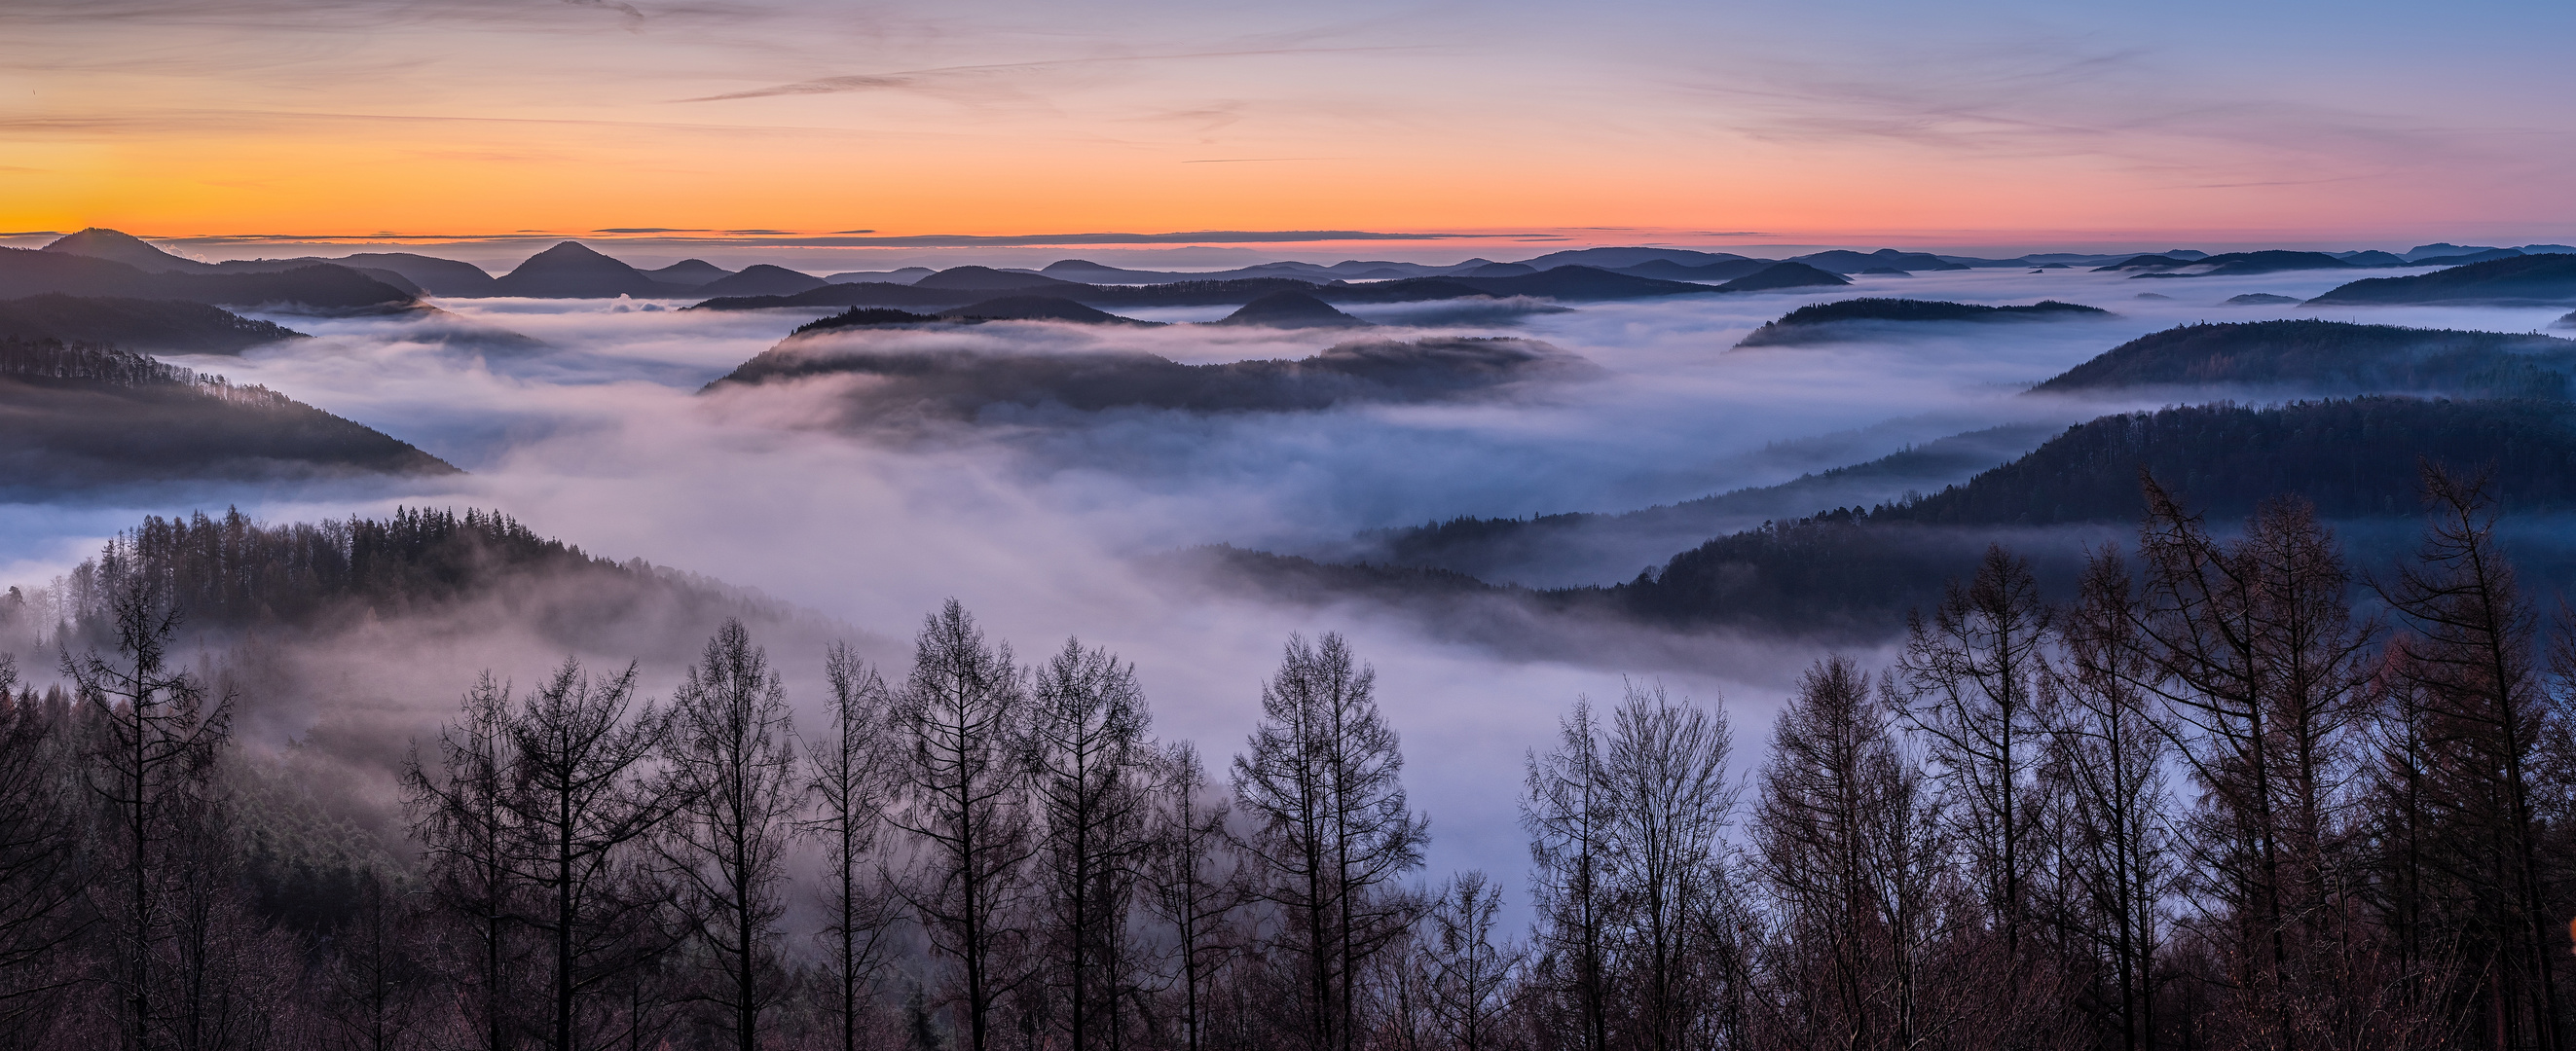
[2,467,2571,1050]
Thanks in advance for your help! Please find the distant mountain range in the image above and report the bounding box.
[0,336,457,489]
[3,237,416,310]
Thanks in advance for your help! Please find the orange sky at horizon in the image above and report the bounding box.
[6,0,2573,250]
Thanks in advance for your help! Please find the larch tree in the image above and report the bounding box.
[803,642,903,1051]
[401,673,532,1051]
[1233,632,1429,1051]
[662,619,800,1051]
[888,599,1035,1051]
[1025,636,1155,1051]
[504,658,678,1051]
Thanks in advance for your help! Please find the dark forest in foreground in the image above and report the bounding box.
[2,466,2572,1051]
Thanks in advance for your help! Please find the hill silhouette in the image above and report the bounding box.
[1213,291,1372,329]
[644,259,733,286]
[691,264,827,298]
[1789,249,1969,273]
[490,242,692,298]
[0,337,457,489]
[912,266,1085,291]
[0,295,307,354]
[2306,253,2576,306]
[2030,320,2576,399]
[936,296,1155,324]
[1712,261,1852,293]
[1736,298,2110,346]
[1614,258,1775,281]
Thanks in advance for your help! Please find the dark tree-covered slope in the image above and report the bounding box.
[1737,298,2110,346]
[2029,320,2576,398]
[1359,422,2061,585]
[0,337,457,489]
[1589,397,2576,632]
[2307,253,2576,306]
[703,336,1595,423]
[0,295,308,354]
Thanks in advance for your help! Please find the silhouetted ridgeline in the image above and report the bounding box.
[702,336,1597,423]
[1736,297,2110,346]
[2031,319,2576,398]
[0,337,457,488]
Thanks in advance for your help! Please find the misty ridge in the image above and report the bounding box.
[702,329,1601,428]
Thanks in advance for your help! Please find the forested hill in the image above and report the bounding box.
[0,337,457,489]
[1588,397,2576,632]
[2029,320,2576,398]
[702,336,1597,423]
[2306,252,2576,306]
[7,507,771,647]
[1736,298,2110,346]
[0,294,308,354]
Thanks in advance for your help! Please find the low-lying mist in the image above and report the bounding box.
[6,267,2569,890]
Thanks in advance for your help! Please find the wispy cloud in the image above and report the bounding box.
[675,47,1417,103]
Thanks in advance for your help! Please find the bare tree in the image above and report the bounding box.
[504,658,677,1051]
[1896,544,2051,998]
[662,619,800,1051]
[1142,741,1243,1051]
[1600,680,1741,1051]
[2050,548,2180,1051]
[0,655,86,1044]
[804,642,903,1051]
[68,577,233,1051]
[1421,871,1523,1051]
[888,599,1034,1051]
[403,672,530,1051]
[1026,636,1155,1051]
[2379,466,2562,1051]
[1754,656,1950,1051]
[2134,483,2375,1047]
[1521,699,1611,1051]
[1233,632,1429,1051]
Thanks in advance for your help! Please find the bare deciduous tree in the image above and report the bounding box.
[662,619,799,1051]
[888,599,1034,1051]
[1026,636,1154,1051]
[804,642,903,1051]
[1233,632,1429,1051]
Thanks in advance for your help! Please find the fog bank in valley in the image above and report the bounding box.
[6,264,2569,889]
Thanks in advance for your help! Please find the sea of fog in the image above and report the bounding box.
[3,265,2566,893]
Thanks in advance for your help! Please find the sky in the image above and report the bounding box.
[5,0,2575,254]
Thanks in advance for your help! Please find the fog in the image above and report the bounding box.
[5,263,2568,896]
